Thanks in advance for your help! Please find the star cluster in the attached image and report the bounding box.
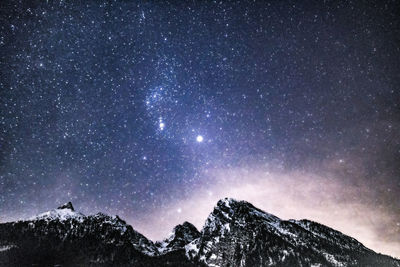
[1,0,399,257]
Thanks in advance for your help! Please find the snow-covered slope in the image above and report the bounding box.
[30,202,85,222]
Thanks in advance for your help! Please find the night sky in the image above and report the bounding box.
[1,0,400,257]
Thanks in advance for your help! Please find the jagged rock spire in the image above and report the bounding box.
[57,201,74,211]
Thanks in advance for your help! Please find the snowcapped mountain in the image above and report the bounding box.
[0,202,193,266]
[1,199,399,266]
[186,198,400,267]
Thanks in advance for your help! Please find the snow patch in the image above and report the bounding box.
[185,238,200,259]
[31,208,85,222]
[323,252,346,267]
[0,245,16,252]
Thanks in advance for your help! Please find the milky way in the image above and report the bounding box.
[1,0,400,257]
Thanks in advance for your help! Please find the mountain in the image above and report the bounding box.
[186,198,400,267]
[0,199,399,267]
[0,202,197,266]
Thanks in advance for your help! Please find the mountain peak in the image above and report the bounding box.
[31,202,84,222]
[156,221,200,254]
[216,197,238,207]
[214,197,279,221]
[215,197,246,211]
[57,201,74,211]
[172,222,199,239]
[177,221,198,231]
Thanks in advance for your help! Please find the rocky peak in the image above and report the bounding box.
[209,197,280,227]
[31,202,84,222]
[215,197,238,209]
[156,221,200,254]
[57,201,74,211]
[171,221,200,245]
[173,221,199,236]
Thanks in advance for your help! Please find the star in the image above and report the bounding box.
[196,135,204,143]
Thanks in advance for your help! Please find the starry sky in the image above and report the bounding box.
[1,0,400,257]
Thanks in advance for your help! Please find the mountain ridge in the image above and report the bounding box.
[1,198,399,266]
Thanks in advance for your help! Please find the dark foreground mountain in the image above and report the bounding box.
[0,202,198,267]
[0,199,399,266]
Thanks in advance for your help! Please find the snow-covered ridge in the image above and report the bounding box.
[24,202,158,256]
[29,202,85,222]
[202,197,281,235]
[215,197,280,222]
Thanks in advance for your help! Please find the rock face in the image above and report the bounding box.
[157,221,201,254]
[57,201,75,211]
[1,198,399,267]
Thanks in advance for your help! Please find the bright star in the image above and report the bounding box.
[159,122,165,130]
[196,135,204,142]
